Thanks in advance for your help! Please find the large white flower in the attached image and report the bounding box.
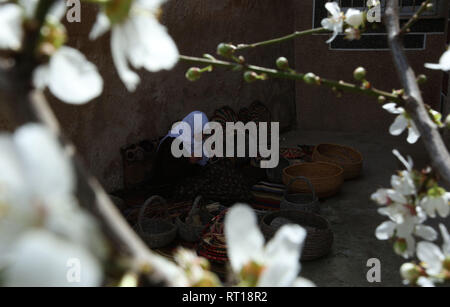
[383,103,421,144]
[0,124,105,285]
[425,49,450,71]
[416,224,450,279]
[224,204,313,287]
[33,46,104,105]
[89,0,179,92]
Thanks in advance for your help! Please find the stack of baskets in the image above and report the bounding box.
[260,143,363,261]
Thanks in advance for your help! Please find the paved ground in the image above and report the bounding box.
[279,130,432,287]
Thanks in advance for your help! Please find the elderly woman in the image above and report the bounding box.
[153,111,209,186]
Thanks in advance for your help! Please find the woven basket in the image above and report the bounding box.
[176,196,216,243]
[134,196,177,249]
[280,176,320,213]
[260,210,333,261]
[312,144,363,180]
[282,162,344,198]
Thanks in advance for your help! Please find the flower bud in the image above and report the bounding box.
[276,57,289,70]
[185,67,202,82]
[217,43,236,58]
[303,73,317,84]
[353,67,366,81]
[378,96,386,104]
[400,263,420,284]
[244,71,257,83]
[417,74,428,85]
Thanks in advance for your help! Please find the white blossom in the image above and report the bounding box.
[425,49,450,71]
[415,224,450,287]
[0,124,105,286]
[321,2,364,43]
[321,2,344,43]
[33,46,104,105]
[383,103,421,144]
[420,189,450,218]
[224,204,314,287]
[89,0,179,92]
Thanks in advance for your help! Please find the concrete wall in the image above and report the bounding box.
[48,0,297,191]
[0,0,447,192]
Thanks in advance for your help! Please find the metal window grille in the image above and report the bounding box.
[334,0,439,16]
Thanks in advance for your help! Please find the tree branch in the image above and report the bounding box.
[385,0,450,184]
[179,55,403,103]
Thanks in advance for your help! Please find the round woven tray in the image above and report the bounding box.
[312,144,363,180]
[260,210,333,261]
[283,162,344,198]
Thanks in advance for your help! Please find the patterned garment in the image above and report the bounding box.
[173,159,254,206]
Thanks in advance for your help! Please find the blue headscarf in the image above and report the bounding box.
[159,111,210,166]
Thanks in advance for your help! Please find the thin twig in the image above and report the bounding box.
[179,55,403,103]
[399,0,432,36]
[235,28,328,51]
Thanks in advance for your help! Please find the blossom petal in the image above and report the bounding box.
[407,125,420,144]
[0,4,23,51]
[127,15,179,72]
[375,221,396,240]
[224,204,265,273]
[389,115,408,136]
[13,124,75,206]
[415,225,438,241]
[382,103,403,114]
[392,149,413,171]
[417,241,444,275]
[425,50,450,71]
[292,277,315,287]
[325,1,341,17]
[258,224,306,287]
[89,12,111,40]
[47,47,103,104]
[439,224,450,256]
[111,26,140,91]
[345,9,364,28]
[417,276,435,287]
[3,230,102,286]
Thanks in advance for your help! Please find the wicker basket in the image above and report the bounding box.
[283,162,344,198]
[134,196,177,249]
[312,144,363,180]
[280,176,320,213]
[176,196,216,243]
[260,210,333,261]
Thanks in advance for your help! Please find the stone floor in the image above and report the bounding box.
[279,129,433,287]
